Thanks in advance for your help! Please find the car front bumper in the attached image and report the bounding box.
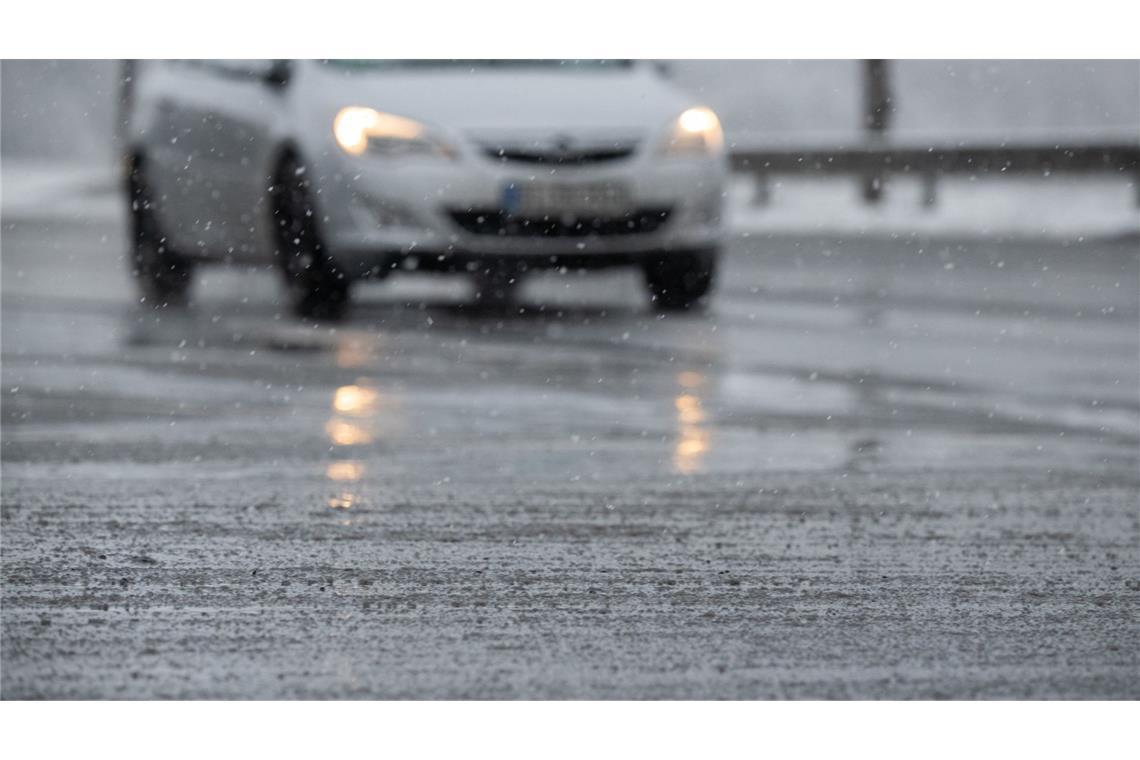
[313,151,727,275]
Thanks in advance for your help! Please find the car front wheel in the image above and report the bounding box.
[643,249,718,311]
[271,155,351,320]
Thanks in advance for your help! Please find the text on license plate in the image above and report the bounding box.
[503,182,632,216]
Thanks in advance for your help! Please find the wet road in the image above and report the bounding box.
[2,210,1138,698]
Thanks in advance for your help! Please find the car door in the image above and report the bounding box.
[151,60,282,261]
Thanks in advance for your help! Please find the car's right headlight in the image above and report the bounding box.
[333,106,456,159]
[659,106,724,157]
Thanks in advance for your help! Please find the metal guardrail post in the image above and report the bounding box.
[862,59,891,204]
[753,170,771,206]
[921,169,939,208]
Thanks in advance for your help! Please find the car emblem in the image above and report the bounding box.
[552,135,574,156]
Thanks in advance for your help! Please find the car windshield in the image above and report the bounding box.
[321,59,634,72]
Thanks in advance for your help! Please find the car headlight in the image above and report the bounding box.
[333,106,456,159]
[659,106,724,156]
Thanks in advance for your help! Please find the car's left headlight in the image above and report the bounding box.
[333,106,456,159]
[659,106,724,157]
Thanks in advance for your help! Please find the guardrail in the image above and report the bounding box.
[729,141,1140,207]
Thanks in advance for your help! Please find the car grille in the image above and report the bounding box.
[480,144,637,166]
[449,208,671,238]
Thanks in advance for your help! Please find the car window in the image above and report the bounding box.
[320,59,634,73]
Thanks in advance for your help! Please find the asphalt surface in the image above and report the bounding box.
[2,208,1138,698]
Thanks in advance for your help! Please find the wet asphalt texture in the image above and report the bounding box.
[2,212,1138,698]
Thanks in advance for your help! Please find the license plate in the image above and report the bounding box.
[503,181,631,217]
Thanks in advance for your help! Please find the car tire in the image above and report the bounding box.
[271,155,351,321]
[643,249,718,311]
[127,157,195,306]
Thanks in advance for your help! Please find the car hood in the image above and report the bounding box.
[305,65,696,139]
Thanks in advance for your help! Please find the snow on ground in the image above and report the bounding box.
[728,173,1140,240]
[1,159,120,222]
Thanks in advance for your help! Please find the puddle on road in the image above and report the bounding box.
[721,371,856,416]
[105,286,1136,491]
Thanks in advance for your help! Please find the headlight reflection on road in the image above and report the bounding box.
[326,460,364,482]
[333,384,379,416]
[324,381,385,509]
[673,372,711,474]
[677,370,704,390]
[326,461,364,510]
[325,382,382,447]
[325,418,374,446]
[335,334,379,369]
[675,393,705,425]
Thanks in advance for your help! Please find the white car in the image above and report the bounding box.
[123,60,728,317]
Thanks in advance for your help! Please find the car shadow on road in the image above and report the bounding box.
[120,292,714,357]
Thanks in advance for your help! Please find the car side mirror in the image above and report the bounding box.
[262,60,292,88]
